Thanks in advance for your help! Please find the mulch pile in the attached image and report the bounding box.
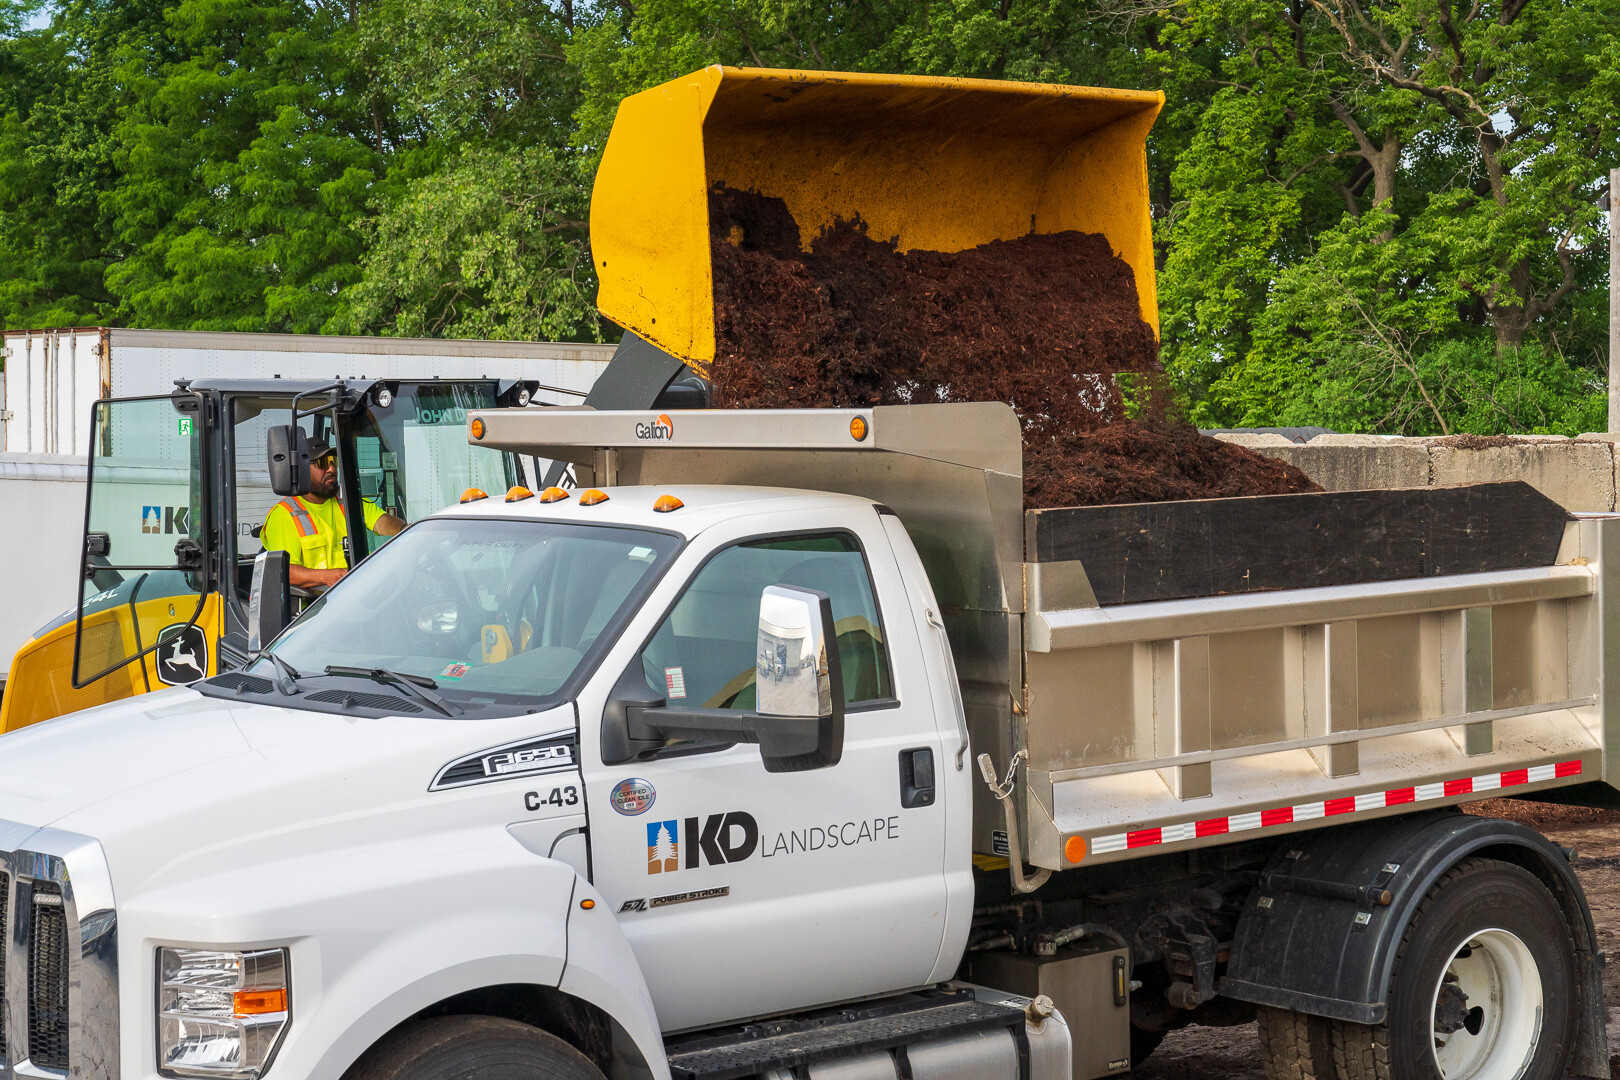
[704,186,1320,508]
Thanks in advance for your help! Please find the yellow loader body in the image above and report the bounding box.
[591,66,1164,365]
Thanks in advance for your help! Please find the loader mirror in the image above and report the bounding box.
[248,549,292,652]
[267,425,311,497]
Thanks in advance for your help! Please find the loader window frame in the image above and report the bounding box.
[72,392,213,689]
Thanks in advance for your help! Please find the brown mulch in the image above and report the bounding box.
[1463,796,1620,829]
[1434,434,1520,449]
[705,186,1321,508]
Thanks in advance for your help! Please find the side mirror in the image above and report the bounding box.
[248,550,292,652]
[607,585,845,773]
[267,426,311,497]
[752,584,845,771]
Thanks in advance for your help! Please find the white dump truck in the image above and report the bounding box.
[0,400,1609,1080]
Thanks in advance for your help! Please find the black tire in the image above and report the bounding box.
[1257,1006,1335,1080]
[1331,857,1576,1080]
[347,1015,605,1080]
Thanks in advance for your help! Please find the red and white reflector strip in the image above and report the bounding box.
[1086,759,1584,857]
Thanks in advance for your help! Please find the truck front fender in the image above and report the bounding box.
[293,871,670,1080]
[1220,809,1605,1076]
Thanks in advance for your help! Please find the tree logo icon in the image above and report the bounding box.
[646,820,679,874]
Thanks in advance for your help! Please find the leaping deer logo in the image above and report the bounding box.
[164,638,205,680]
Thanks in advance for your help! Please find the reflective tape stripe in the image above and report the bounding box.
[1079,759,1584,859]
[277,498,315,538]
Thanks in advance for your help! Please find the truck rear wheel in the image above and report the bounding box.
[1331,857,1576,1080]
[1256,1006,1334,1080]
[347,1015,605,1080]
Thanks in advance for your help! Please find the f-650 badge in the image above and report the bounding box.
[430,735,577,791]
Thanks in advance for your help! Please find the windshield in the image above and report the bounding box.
[254,518,680,714]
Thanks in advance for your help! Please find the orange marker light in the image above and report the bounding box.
[653,495,684,513]
[459,488,489,504]
[469,418,486,440]
[580,899,596,910]
[504,486,534,502]
[233,988,287,1017]
[579,489,609,506]
[850,416,868,442]
[539,486,570,503]
[1064,836,1087,865]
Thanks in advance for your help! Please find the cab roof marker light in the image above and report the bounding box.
[539,487,570,503]
[459,488,489,504]
[652,494,684,513]
[504,486,534,503]
[579,489,610,506]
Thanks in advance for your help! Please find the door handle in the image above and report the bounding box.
[899,747,935,808]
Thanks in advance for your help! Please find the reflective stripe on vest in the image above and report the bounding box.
[277,497,315,538]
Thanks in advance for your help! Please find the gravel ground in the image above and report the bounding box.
[1132,797,1620,1080]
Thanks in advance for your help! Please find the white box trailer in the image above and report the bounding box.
[0,328,615,682]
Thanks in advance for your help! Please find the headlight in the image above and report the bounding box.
[158,947,290,1079]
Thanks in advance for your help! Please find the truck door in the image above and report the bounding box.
[581,509,952,1032]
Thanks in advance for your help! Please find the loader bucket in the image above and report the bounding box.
[590,66,1164,366]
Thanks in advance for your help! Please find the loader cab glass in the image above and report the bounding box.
[232,383,513,571]
[73,394,210,688]
[243,518,680,716]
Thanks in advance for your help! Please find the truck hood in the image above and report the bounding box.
[0,688,578,895]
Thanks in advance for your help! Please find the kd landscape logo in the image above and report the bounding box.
[142,505,192,535]
[645,812,758,874]
[633,413,675,441]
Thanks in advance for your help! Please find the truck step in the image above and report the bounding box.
[663,987,1027,1080]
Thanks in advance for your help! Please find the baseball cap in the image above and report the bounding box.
[307,438,336,465]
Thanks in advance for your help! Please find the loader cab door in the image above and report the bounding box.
[71,393,217,694]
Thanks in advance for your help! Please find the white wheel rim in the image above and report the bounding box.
[1428,928,1543,1080]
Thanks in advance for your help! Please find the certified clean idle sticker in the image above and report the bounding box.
[611,778,656,816]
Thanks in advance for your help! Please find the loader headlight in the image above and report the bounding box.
[158,947,290,1079]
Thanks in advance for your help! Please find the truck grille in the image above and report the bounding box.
[29,888,69,1071]
[0,830,119,1080]
[0,869,8,1059]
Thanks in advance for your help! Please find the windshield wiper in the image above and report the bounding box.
[323,665,460,717]
[261,653,302,696]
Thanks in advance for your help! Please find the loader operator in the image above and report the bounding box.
[261,440,405,590]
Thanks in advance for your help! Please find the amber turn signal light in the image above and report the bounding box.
[579,489,609,505]
[580,898,596,910]
[469,417,486,439]
[850,416,868,441]
[1064,835,1087,864]
[459,487,488,503]
[233,988,287,1017]
[504,486,534,502]
[653,495,684,513]
[539,486,570,503]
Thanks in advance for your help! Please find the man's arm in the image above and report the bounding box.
[263,505,346,590]
[373,512,406,536]
[289,564,346,589]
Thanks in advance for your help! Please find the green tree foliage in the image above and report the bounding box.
[0,0,1611,429]
[335,0,602,340]
[1157,0,1620,431]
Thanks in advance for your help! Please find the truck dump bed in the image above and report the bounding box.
[474,401,1614,872]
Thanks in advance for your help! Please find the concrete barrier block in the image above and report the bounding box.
[1429,440,1615,511]
[1241,441,1432,492]
[1211,432,1297,447]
